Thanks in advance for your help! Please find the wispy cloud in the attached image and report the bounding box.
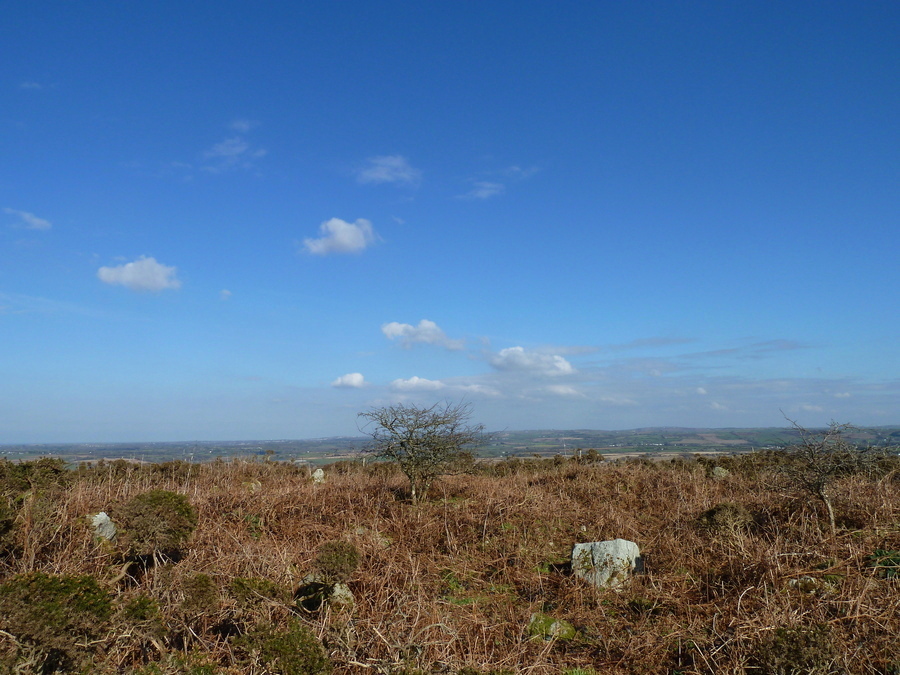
[545,384,583,397]
[303,218,377,255]
[97,256,182,292]
[381,319,465,350]
[4,208,52,230]
[356,155,421,186]
[502,165,539,179]
[0,291,101,317]
[220,289,232,301]
[332,373,367,388]
[390,376,446,391]
[457,181,505,200]
[228,119,257,133]
[609,337,694,351]
[681,339,809,362]
[19,81,44,90]
[489,346,575,376]
[202,136,266,173]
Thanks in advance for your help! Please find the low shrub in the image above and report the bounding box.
[114,489,198,559]
[698,502,754,536]
[313,540,360,584]
[753,625,837,674]
[0,571,111,671]
[180,573,220,615]
[238,619,331,674]
[0,501,15,553]
[0,457,70,499]
[230,576,289,605]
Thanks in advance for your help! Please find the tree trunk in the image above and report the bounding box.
[818,488,836,537]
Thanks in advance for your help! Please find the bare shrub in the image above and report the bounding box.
[698,502,755,536]
[359,401,484,502]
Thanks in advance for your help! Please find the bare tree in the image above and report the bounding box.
[358,401,484,502]
[782,419,880,536]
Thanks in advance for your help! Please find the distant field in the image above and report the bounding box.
[2,426,898,465]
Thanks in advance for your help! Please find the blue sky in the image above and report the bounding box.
[2,2,898,443]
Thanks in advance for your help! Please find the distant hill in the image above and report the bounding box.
[3,426,898,464]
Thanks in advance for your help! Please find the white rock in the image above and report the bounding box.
[91,511,117,541]
[572,538,642,589]
[312,468,326,484]
[711,466,730,480]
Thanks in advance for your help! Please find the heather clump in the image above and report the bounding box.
[230,576,289,605]
[753,625,837,674]
[0,457,70,499]
[114,489,198,559]
[0,501,15,554]
[179,572,220,615]
[313,539,360,584]
[698,502,755,536]
[238,619,331,674]
[0,571,111,671]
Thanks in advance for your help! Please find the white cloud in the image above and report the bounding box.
[303,218,377,255]
[356,155,421,186]
[696,387,708,395]
[391,376,445,391]
[381,319,464,350]
[220,289,232,301]
[600,395,638,406]
[97,256,182,292]
[229,119,257,133]
[710,402,728,411]
[800,404,824,412]
[332,373,366,388]
[458,181,505,200]
[489,347,575,376]
[202,136,266,173]
[4,208,52,230]
[545,385,583,397]
[19,81,43,90]
[454,383,501,396]
[833,392,851,398]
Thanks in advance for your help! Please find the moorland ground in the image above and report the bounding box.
[1,452,898,674]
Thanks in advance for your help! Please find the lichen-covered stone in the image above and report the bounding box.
[90,511,117,540]
[528,612,576,640]
[572,538,642,589]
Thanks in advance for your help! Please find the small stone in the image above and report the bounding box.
[242,479,262,493]
[788,576,819,593]
[329,582,355,610]
[90,512,117,540]
[312,468,326,484]
[711,466,730,480]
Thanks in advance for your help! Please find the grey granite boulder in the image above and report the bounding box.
[572,538,642,589]
[90,512,117,541]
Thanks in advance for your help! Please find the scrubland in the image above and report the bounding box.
[1,452,898,674]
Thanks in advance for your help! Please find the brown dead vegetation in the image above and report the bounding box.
[0,453,898,673]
